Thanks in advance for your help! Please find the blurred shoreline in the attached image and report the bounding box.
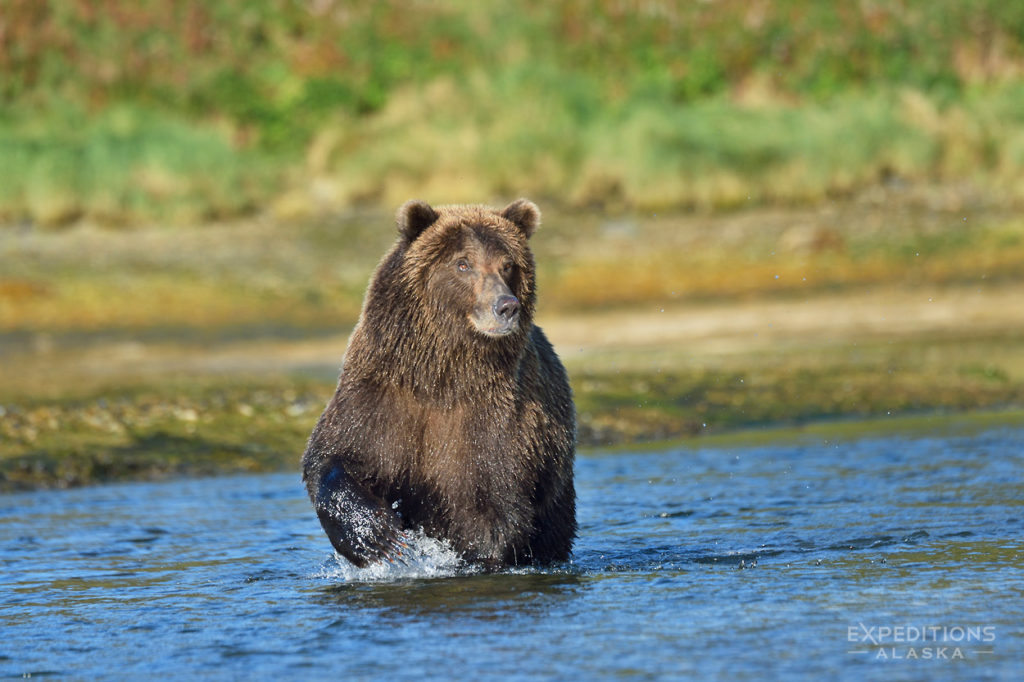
[3,196,1024,490]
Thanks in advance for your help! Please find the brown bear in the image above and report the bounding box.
[302,199,576,568]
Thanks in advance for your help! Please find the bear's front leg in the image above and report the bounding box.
[308,461,406,567]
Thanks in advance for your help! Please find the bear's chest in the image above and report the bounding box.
[413,399,521,475]
[343,381,543,509]
[350,385,522,467]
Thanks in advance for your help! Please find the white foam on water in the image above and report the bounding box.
[313,529,471,582]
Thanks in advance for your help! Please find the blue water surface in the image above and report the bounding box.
[2,427,1022,680]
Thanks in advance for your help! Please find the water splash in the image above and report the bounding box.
[313,529,468,582]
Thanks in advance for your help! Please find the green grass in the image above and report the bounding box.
[0,106,272,226]
[3,1,1024,224]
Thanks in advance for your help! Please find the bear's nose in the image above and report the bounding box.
[493,294,520,323]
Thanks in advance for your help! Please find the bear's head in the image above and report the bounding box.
[393,199,540,343]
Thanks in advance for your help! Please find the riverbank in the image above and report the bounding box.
[4,195,1024,490]
[3,278,1023,491]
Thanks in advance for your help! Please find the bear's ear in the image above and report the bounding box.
[396,200,439,242]
[501,198,541,238]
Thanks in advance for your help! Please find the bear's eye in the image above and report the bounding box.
[501,260,514,276]
[456,258,471,273]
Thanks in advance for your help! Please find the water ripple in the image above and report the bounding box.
[1,429,1022,680]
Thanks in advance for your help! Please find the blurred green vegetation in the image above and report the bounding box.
[3,0,1024,225]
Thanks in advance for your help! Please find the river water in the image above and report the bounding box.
[2,427,1022,680]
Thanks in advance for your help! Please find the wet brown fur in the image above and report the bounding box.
[302,199,576,568]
